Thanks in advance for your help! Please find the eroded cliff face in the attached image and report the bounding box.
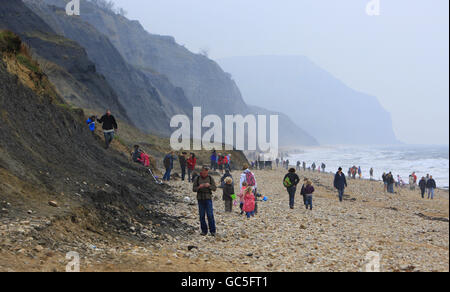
[19,0,194,136]
[0,0,129,123]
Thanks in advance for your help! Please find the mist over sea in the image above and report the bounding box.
[288,145,449,189]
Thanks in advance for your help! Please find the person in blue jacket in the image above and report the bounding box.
[86,116,96,133]
[334,167,348,202]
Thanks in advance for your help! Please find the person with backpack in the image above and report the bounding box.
[179,152,187,181]
[193,166,217,236]
[334,167,348,202]
[240,164,258,214]
[283,168,300,209]
[301,179,315,210]
[97,110,118,149]
[187,153,197,183]
[222,177,235,213]
[419,177,427,199]
[163,151,176,181]
[426,175,437,200]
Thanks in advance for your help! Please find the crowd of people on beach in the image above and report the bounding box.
[88,114,440,237]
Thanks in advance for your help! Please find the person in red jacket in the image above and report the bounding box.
[187,153,197,183]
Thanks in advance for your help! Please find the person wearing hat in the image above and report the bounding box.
[193,166,217,236]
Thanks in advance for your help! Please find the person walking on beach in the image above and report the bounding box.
[303,161,306,171]
[285,160,290,170]
[240,164,258,214]
[242,186,256,218]
[283,168,300,209]
[193,166,217,236]
[301,179,315,210]
[210,151,217,171]
[358,166,362,179]
[419,177,427,199]
[97,110,118,149]
[382,172,388,192]
[370,168,374,180]
[276,158,280,168]
[426,175,437,200]
[386,172,395,193]
[222,177,234,213]
[321,163,326,173]
[311,162,316,172]
[296,161,301,171]
[179,152,187,181]
[334,167,348,202]
[187,153,197,183]
[163,151,176,181]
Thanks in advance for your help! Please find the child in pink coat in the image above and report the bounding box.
[242,186,256,218]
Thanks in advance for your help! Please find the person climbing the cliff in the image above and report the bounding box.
[97,110,118,149]
[86,116,96,134]
[334,167,348,202]
[284,168,300,209]
[187,153,197,183]
[131,145,150,167]
[163,151,176,181]
[193,166,217,236]
[179,152,187,181]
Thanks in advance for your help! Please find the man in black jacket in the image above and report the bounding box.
[284,168,300,209]
[97,110,118,149]
[334,167,348,202]
[418,177,427,198]
[179,152,187,181]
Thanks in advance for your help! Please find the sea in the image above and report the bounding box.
[288,145,449,189]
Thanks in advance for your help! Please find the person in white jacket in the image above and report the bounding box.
[239,164,258,214]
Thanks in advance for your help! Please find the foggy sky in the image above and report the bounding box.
[111,0,449,145]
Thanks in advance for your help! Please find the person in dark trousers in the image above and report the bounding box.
[283,168,300,209]
[163,151,176,181]
[386,172,395,193]
[187,153,197,183]
[426,175,437,200]
[222,177,234,213]
[97,110,118,149]
[179,152,187,181]
[419,177,427,199]
[334,167,348,202]
[193,166,217,236]
[301,179,315,210]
